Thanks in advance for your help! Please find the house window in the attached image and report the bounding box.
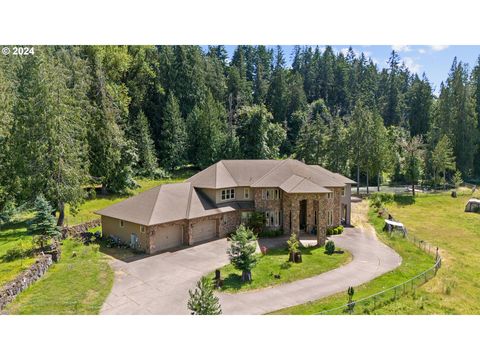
[119,220,124,228]
[327,192,332,199]
[244,188,250,199]
[140,225,146,233]
[265,210,281,227]
[341,188,345,197]
[221,188,235,201]
[262,188,280,200]
[327,210,333,226]
[241,211,252,224]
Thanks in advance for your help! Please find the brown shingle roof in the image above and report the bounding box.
[95,183,235,226]
[187,159,354,190]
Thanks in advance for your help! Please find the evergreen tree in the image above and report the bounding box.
[187,276,222,315]
[471,56,480,178]
[266,46,288,124]
[133,111,159,176]
[436,58,477,176]
[227,225,258,282]
[187,92,227,168]
[159,93,187,171]
[407,74,433,136]
[85,46,136,195]
[11,48,89,226]
[29,195,61,248]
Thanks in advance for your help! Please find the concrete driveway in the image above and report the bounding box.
[101,226,401,315]
[101,239,230,314]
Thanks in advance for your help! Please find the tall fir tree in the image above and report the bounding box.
[159,93,187,171]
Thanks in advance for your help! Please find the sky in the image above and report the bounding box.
[206,45,480,95]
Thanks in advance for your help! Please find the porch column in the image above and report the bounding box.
[317,194,326,246]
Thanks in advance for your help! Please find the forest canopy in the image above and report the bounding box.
[0,45,479,225]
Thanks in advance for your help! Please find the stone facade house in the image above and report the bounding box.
[96,159,355,254]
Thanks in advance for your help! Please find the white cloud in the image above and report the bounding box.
[402,57,422,74]
[430,45,449,51]
[392,45,411,52]
[418,48,427,54]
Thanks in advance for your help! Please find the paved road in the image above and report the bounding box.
[101,226,401,315]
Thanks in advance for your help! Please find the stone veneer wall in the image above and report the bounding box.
[253,188,283,228]
[282,192,328,246]
[0,254,54,311]
[325,188,342,228]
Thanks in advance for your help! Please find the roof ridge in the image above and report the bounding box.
[185,183,194,219]
[219,160,239,187]
[147,185,164,226]
[251,159,288,187]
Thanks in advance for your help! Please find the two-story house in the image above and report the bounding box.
[96,159,356,254]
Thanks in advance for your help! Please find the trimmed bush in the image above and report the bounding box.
[326,228,333,236]
[325,240,335,255]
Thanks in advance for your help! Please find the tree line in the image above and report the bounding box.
[0,45,479,225]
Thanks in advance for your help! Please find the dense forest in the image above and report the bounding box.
[0,45,479,225]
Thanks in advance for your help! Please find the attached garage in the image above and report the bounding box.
[152,224,183,252]
[192,220,217,243]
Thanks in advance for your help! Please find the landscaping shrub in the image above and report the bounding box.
[325,240,335,255]
[246,211,266,234]
[333,228,339,235]
[1,245,28,262]
[259,228,283,237]
[287,233,300,262]
[326,228,333,236]
[369,192,394,210]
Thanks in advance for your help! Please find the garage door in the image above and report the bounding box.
[153,224,183,252]
[192,220,217,243]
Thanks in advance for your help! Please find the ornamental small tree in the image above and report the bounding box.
[325,240,335,255]
[452,170,463,189]
[187,276,222,315]
[28,195,61,249]
[227,225,258,282]
[287,233,300,262]
[246,211,266,234]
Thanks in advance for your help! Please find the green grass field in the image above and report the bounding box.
[273,190,480,315]
[4,239,114,314]
[210,245,351,293]
[370,191,480,314]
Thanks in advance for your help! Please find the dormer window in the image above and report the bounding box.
[221,188,235,201]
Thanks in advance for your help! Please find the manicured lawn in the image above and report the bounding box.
[64,174,194,226]
[271,202,435,315]
[210,245,351,293]
[0,220,36,287]
[4,239,114,315]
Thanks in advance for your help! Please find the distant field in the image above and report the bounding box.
[273,190,480,315]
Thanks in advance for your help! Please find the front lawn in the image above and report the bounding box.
[211,245,351,293]
[4,239,114,315]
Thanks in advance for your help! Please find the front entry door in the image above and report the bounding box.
[299,200,307,231]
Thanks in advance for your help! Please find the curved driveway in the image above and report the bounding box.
[101,226,401,315]
[218,226,401,314]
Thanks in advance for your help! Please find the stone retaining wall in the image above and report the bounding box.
[0,254,53,311]
[62,219,101,239]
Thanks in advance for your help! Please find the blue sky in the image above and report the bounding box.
[206,45,480,95]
